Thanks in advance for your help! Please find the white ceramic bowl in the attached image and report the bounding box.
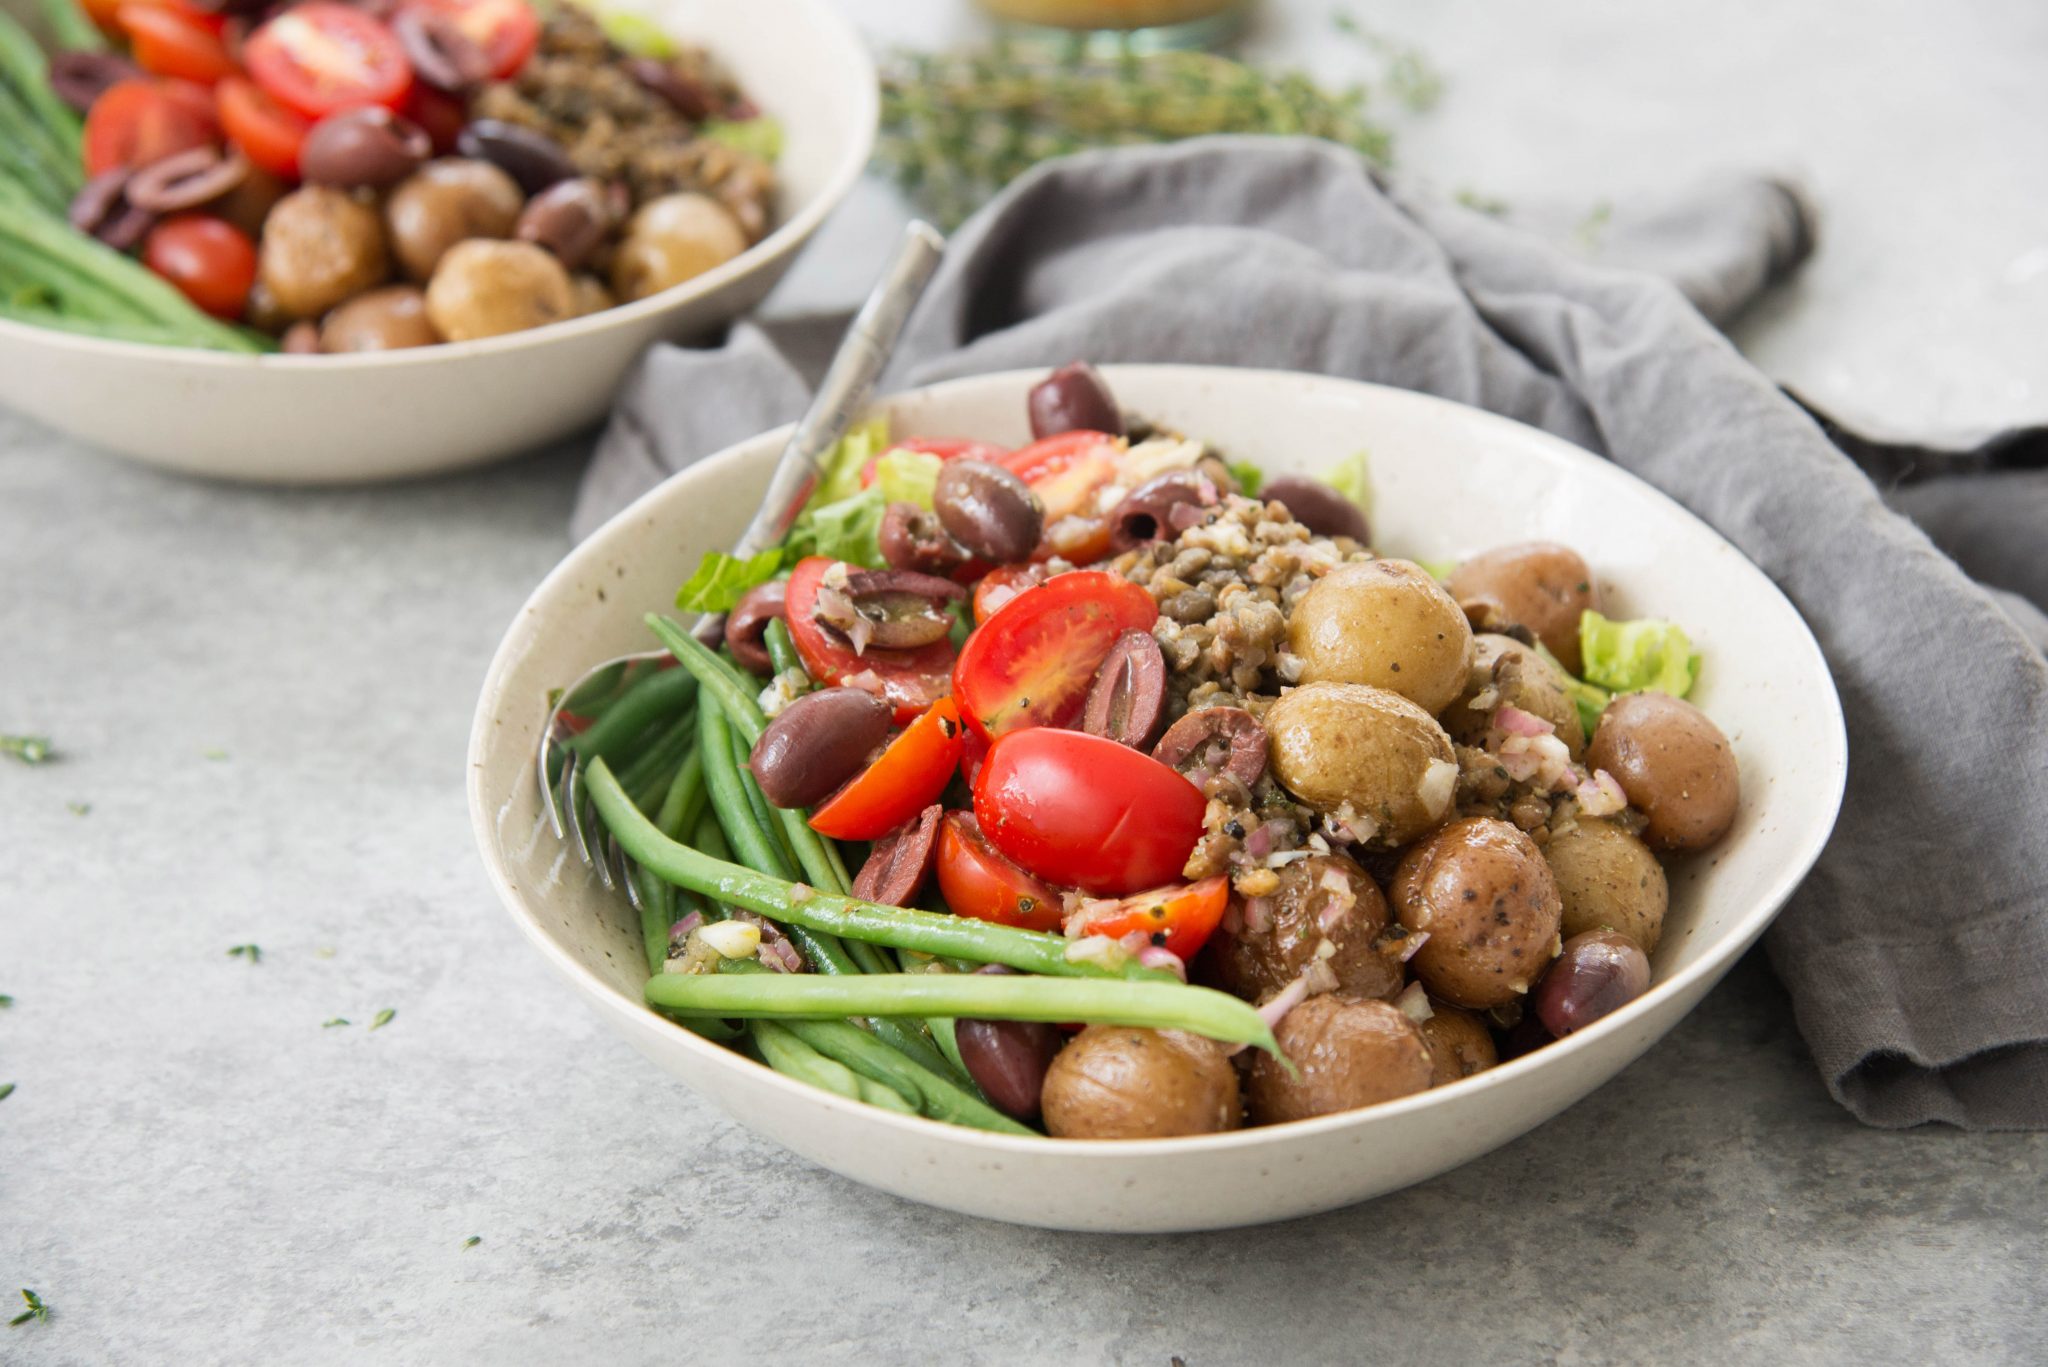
[0,0,873,484]
[467,366,1848,1232]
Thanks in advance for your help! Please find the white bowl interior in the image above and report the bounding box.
[468,366,1847,1231]
[0,0,876,483]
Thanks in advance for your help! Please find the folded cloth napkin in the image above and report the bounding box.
[574,137,2048,1131]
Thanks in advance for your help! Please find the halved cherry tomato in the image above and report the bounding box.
[810,698,964,841]
[971,563,1044,623]
[974,728,1205,895]
[83,78,218,176]
[244,4,413,120]
[857,437,1010,490]
[783,556,954,724]
[216,76,311,178]
[410,0,540,80]
[1003,430,1122,522]
[1064,876,1229,961]
[952,569,1157,740]
[935,810,1063,931]
[86,0,223,37]
[143,213,257,319]
[120,3,237,84]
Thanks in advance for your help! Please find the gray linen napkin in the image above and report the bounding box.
[574,137,2048,1131]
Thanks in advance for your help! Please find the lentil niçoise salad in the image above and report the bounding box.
[0,0,774,352]
[562,363,1740,1140]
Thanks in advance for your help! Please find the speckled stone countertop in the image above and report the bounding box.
[5,1,2046,1362]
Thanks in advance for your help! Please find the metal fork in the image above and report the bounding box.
[538,220,947,898]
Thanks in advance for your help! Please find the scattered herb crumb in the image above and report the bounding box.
[66,801,90,816]
[227,944,262,964]
[0,1084,14,1102]
[203,749,229,761]
[1574,199,1614,251]
[1455,188,1510,217]
[9,1289,47,1326]
[464,1236,481,1249]
[316,947,335,959]
[1,735,51,765]
[322,1018,350,1029]
[371,1008,396,1031]
[0,994,12,1008]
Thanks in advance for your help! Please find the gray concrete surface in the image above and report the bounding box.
[6,1,2047,1362]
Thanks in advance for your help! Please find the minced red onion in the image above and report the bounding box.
[1242,896,1275,934]
[1395,981,1435,1023]
[1137,946,1187,980]
[788,882,814,904]
[1494,704,1555,738]
[1398,930,1430,963]
[1243,822,1277,860]
[1257,974,1311,1029]
[1576,768,1629,817]
[668,909,705,946]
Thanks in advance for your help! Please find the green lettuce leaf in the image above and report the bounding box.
[1535,641,1615,737]
[598,11,676,57]
[1578,612,1700,698]
[674,547,783,612]
[1226,459,1264,497]
[1321,449,1373,523]
[1416,558,1459,582]
[873,448,943,509]
[700,117,784,163]
[787,489,889,569]
[809,416,892,508]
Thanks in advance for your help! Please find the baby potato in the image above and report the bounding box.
[1544,817,1668,952]
[611,192,747,302]
[1442,633,1587,757]
[1447,542,1598,674]
[1289,559,1474,713]
[424,239,575,342]
[1197,853,1403,1004]
[1417,1002,1499,1086]
[258,186,390,320]
[1586,692,1739,851]
[1265,682,1458,847]
[1041,1026,1242,1139]
[1246,996,1435,1123]
[1392,817,1564,1009]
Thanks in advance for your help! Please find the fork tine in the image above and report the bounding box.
[544,738,573,839]
[617,843,643,911]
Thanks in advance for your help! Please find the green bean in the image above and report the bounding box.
[727,717,801,875]
[0,12,83,166]
[781,1017,1029,1133]
[590,756,1179,981]
[562,664,696,763]
[692,810,731,863]
[621,710,695,811]
[696,700,793,881]
[645,615,772,742]
[754,1020,920,1113]
[649,968,1279,1055]
[763,618,808,682]
[638,749,708,973]
[0,303,250,348]
[928,1014,969,1081]
[36,0,107,52]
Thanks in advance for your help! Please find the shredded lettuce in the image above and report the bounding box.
[1416,558,1459,582]
[873,448,943,509]
[701,117,784,163]
[674,547,782,612]
[1226,459,1264,497]
[787,489,888,569]
[598,11,676,57]
[1535,642,1615,737]
[1321,449,1373,523]
[809,416,891,508]
[1579,612,1700,698]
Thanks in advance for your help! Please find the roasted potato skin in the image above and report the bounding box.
[1392,817,1564,1009]
[1197,854,1403,1004]
[1442,633,1587,758]
[1447,542,1599,674]
[1264,682,1458,847]
[1041,1027,1243,1139]
[1545,817,1668,952]
[1418,1002,1500,1086]
[1246,996,1435,1123]
[1289,559,1474,714]
[1586,692,1739,851]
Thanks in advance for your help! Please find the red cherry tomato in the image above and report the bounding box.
[974,728,1205,895]
[90,0,223,36]
[782,556,955,724]
[216,76,311,178]
[935,811,1063,931]
[120,3,237,83]
[971,563,1044,623]
[143,213,257,319]
[1003,430,1122,522]
[409,0,540,80]
[809,697,964,841]
[952,569,1157,740]
[403,82,468,154]
[243,4,413,120]
[857,437,1010,490]
[1064,876,1230,961]
[83,78,218,176]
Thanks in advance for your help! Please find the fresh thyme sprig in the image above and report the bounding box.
[1,734,51,765]
[227,944,261,964]
[371,1008,396,1031]
[9,1289,48,1326]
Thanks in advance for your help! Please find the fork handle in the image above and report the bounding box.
[693,220,947,646]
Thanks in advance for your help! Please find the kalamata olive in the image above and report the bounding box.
[280,320,321,354]
[724,580,787,675]
[49,51,141,114]
[747,686,891,809]
[1533,931,1651,1037]
[932,459,1043,564]
[385,158,524,281]
[515,178,618,272]
[624,56,714,120]
[877,501,969,575]
[124,146,249,214]
[1081,630,1168,749]
[957,1016,1062,1121]
[69,170,155,251]
[457,118,578,194]
[851,804,943,907]
[208,165,287,240]
[1260,474,1369,542]
[812,568,964,651]
[300,108,432,190]
[391,6,491,92]
[1027,360,1124,439]
[1153,706,1267,789]
[318,284,438,352]
[1109,470,1217,550]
